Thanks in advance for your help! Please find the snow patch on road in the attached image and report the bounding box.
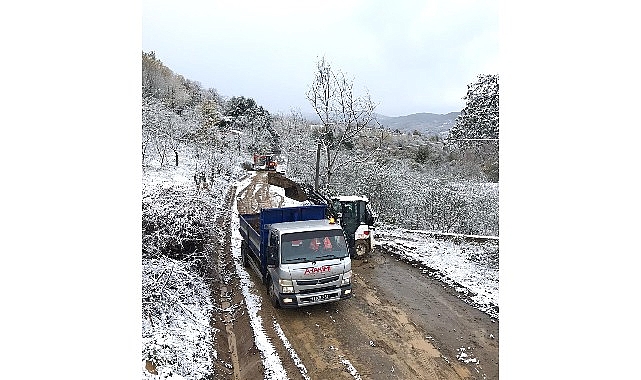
[273,319,311,380]
[457,347,479,364]
[340,357,362,380]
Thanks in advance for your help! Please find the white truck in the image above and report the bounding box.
[239,205,353,308]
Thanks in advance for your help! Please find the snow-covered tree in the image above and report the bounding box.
[448,74,499,182]
[306,57,379,188]
[270,111,317,182]
[449,74,499,144]
[221,96,274,153]
[142,97,174,166]
[142,51,187,110]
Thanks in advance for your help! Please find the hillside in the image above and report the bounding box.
[303,111,460,136]
[377,112,460,135]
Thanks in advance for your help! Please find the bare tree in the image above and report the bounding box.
[306,57,379,188]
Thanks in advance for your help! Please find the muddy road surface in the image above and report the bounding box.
[214,172,498,379]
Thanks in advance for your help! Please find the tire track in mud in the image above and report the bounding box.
[356,253,499,380]
[211,184,264,380]
[258,273,472,380]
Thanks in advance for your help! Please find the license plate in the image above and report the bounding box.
[311,294,331,302]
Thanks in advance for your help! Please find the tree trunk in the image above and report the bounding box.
[325,145,332,187]
[314,142,321,191]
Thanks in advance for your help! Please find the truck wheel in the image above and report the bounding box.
[268,278,281,309]
[355,241,367,258]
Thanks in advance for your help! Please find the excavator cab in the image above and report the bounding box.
[330,196,377,258]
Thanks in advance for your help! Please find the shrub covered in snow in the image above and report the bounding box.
[142,186,217,275]
[142,257,216,380]
[141,158,239,379]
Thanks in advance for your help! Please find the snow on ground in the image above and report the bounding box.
[269,184,310,208]
[340,358,362,380]
[456,347,479,364]
[273,319,311,380]
[142,154,238,380]
[375,225,499,319]
[143,164,194,191]
[142,257,215,380]
[141,166,307,380]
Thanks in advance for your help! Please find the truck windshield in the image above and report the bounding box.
[281,230,348,264]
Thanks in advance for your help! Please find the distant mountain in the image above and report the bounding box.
[377,112,460,135]
[301,111,460,136]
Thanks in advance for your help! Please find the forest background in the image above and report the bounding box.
[142,52,499,237]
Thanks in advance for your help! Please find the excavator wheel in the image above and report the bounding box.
[354,242,368,259]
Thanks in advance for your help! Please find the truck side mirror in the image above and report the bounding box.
[267,245,278,266]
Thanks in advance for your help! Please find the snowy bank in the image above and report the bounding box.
[376,225,499,319]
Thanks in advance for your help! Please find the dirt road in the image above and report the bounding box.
[213,172,498,379]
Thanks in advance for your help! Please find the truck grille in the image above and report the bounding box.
[299,285,337,295]
[297,275,339,286]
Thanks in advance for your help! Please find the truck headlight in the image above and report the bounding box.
[279,279,294,293]
[341,270,352,285]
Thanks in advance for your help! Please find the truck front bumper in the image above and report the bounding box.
[278,284,352,308]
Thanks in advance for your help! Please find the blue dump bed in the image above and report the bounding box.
[239,205,327,275]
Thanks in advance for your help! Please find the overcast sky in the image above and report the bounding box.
[142,0,498,117]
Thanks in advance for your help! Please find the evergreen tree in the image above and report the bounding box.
[449,74,499,144]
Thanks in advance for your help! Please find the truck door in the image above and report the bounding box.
[267,231,280,266]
